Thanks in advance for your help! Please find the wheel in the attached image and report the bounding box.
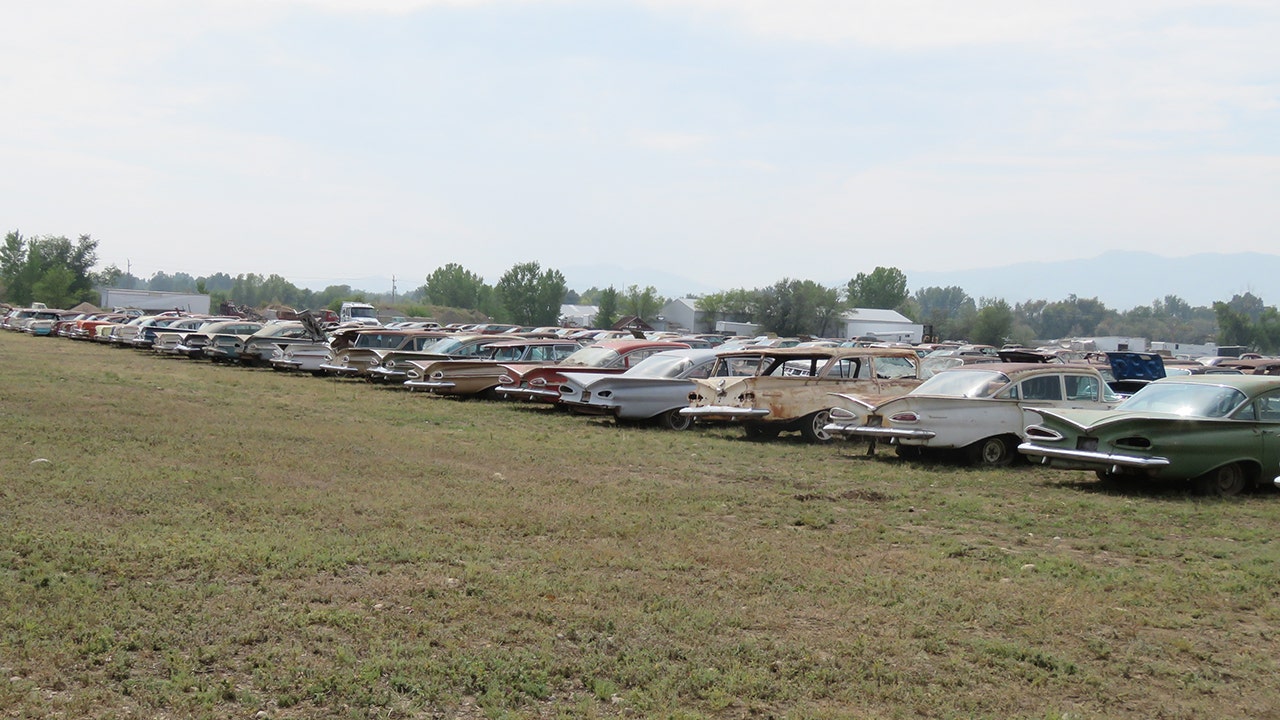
[744,424,781,441]
[1194,463,1248,497]
[895,445,924,459]
[656,408,693,431]
[799,410,834,443]
[965,436,1014,467]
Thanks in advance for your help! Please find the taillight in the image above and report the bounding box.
[889,412,919,423]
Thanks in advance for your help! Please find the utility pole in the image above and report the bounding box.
[391,275,397,305]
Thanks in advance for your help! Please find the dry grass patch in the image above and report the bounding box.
[2,333,1280,718]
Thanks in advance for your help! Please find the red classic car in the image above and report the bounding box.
[496,339,692,404]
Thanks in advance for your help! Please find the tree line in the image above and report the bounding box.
[4,230,1280,352]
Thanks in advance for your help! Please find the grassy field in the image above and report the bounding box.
[2,332,1279,719]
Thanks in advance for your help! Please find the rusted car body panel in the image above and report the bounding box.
[319,330,450,378]
[681,346,922,441]
[382,335,513,384]
[824,362,1121,465]
[496,340,692,403]
[401,340,583,395]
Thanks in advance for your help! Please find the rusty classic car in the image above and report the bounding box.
[318,329,451,378]
[401,339,583,397]
[680,346,922,442]
[557,348,725,429]
[496,339,693,403]
[824,362,1122,465]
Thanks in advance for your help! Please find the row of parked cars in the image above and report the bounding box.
[9,305,1280,496]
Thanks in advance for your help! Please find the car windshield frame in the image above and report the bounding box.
[912,369,1011,398]
[623,354,696,379]
[559,346,621,367]
[1117,382,1249,418]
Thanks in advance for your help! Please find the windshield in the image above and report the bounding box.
[560,346,621,367]
[488,345,526,362]
[913,369,1011,398]
[423,337,464,354]
[1118,382,1248,418]
[347,306,376,319]
[625,354,695,379]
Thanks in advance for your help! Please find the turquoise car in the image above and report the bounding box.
[1019,374,1280,496]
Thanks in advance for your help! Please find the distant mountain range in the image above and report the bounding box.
[904,251,1274,310]
[302,252,1274,311]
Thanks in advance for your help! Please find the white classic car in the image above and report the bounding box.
[824,362,1122,466]
[557,348,723,430]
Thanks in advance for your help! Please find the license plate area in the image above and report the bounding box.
[1076,437,1099,452]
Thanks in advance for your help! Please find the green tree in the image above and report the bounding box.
[0,232,98,306]
[913,285,976,341]
[1036,295,1115,339]
[755,279,844,337]
[0,231,33,303]
[970,298,1014,346]
[419,263,487,309]
[1226,292,1265,323]
[622,285,665,322]
[847,266,908,310]
[495,261,566,326]
[31,265,77,308]
[594,286,620,328]
[92,264,126,289]
[1214,301,1253,347]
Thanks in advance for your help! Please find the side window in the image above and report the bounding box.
[622,349,654,368]
[686,362,713,379]
[1246,391,1280,422]
[553,345,577,361]
[875,357,917,379]
[824,359,855,379]
[855,359,872,379]
[1064,375,1100,402]
[1020,375,1063,401]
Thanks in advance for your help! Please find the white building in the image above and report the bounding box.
[1052,336,1149,353]
[559,304,598,327]
[655,298,704,332]
[838,308,924,343]
[98,288,211,315]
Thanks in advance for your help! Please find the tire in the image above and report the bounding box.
[965,435,1014,467]
[744,423,781,441]
[895,445,924,459]
[655,408,693,431]
[799,409,834,443]
[1094,469,1123,483]
[1194,463,1248,497]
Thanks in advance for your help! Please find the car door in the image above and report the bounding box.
[1014,373,1066,433]
[1242,389,1280,479]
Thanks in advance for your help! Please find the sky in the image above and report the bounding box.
[2,0,1277,294]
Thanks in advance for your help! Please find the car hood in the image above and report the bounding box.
[1107,352,1166,382]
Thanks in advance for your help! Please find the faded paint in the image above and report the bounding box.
[683,347,923,440]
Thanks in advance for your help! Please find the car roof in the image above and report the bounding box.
[936,362,1100,378]
[647,347,723,362]
[715,346,918,359]
[1149,374,1280,395]
[589,339,691,351]
[482,338,579,347]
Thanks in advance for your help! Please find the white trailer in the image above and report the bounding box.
[98,289,211,315]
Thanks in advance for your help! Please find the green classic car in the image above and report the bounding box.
[1018,374,1280,495]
